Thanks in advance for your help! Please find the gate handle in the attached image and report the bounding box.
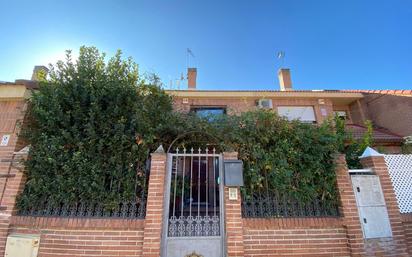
[356,187,360,192]
[363,218,367,224]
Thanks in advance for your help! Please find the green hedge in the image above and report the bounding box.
[17,47,172,210]
[165,112,339,204]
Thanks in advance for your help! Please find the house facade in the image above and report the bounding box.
[0,68,411,257]
[168,68,408,153]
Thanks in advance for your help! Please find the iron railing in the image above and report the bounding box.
[242,193,340,218]
[17,199,146,219]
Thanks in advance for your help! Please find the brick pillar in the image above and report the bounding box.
[0,96,29,255]
[335,154,365,256]
[361,155,409,256]
[223,152,244,257]
[142,147,167,257]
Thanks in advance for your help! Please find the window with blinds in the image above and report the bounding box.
[277,106,317,123]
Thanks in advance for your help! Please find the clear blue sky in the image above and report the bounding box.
[1,0,411,90]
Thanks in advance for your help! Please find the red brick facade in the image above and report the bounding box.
[350,93,412,137]
[172,95,334,123]
[9,217,145,257]
[401,214,412,256]
[243,218,349,256]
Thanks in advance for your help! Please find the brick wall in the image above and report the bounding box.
[0,100,26,209]
[1,149,164,257]
[142,150,167,257]
[401,214,412,256]
[335,154,365,256]
[350,93,412,137]
[223,152,244,257]
[172,96,334,123]
[243,218,350,257]
[9,216,145,257]
[0,97,28,255]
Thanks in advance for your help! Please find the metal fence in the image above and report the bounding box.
[17,199,146,219]
[242,193,340,218]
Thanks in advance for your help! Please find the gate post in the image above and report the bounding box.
[360,149,409,256]
[335,154,365,256]
[223,152,244,257]
[143,145,167,257]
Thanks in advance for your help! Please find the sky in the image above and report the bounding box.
[0,0,411,90]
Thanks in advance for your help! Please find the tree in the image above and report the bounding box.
[335,115,373,169]
[17,46,173,210]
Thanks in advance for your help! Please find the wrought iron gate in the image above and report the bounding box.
[162,148,224,257]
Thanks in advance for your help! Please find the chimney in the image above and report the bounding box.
[31,65,49,81]
[187,68,197,90]
[278,68,292,91]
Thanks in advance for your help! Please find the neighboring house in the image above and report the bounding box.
[167,68,407,153]
[348,89,412,137]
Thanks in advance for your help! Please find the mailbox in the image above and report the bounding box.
[224,160,244,186]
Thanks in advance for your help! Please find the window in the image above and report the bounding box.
[277,106,316,123]
[191,107,226,120]
[334,111,347,120]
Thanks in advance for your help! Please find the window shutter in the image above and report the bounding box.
[277,106,316,123]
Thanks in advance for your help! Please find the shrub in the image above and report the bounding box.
[17,47,172,210]
[335,116,373,169]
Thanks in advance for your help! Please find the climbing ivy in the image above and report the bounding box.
[335,115,373,169]
[158,111,339,204]
[220,112,338,203]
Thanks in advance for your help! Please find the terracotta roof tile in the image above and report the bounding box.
[342,90,412,95]
[345,124,404,143]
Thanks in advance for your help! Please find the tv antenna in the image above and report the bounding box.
[187,48,196,68]
[277,51,285,68]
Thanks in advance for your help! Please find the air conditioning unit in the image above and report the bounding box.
[256,99,273,109]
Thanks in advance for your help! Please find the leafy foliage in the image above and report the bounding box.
[221,112,338,203]
[335,116,373,168]
[401,136,412,154]
[17,47,172,210]
[160,111,339,204]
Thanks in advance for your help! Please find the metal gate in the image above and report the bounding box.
[162,148,224,257]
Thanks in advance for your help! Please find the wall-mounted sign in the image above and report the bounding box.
[228,188,238,200]
[1,135,10,146]
[320,107,328,116]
